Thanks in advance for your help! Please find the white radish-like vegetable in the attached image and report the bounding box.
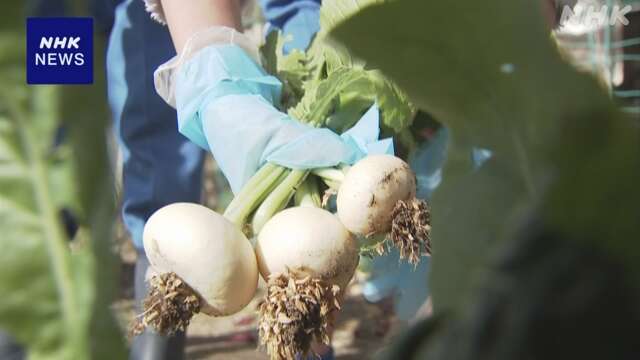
[133,203,258,335]
[337,154,416,235]
[256,206,358,287]
[336,154,431,264]
[255,206,359,360]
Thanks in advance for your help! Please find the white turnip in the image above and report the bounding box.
[132,203,258,335]
[336,154,431,264]
[255,206,359,360]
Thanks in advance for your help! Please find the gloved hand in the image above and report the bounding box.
[155,27,391,193]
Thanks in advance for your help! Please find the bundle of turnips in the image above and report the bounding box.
[130,1,432,359]
[130,155,430,354]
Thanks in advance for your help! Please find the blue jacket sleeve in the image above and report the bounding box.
[258,0,321,53]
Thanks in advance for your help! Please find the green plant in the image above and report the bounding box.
[0,6,125,359]
[223,0,417,239]
[331,0,640,357]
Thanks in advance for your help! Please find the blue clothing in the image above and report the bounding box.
[259,0,321,53]
[362,129,448,320]
[107,1,200,358]
[107,0,205,249]
[362,128,492,320]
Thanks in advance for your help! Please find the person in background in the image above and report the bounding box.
[107,0,337,359]
[107,3,194,357]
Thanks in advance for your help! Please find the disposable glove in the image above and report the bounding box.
[154,27,392,193]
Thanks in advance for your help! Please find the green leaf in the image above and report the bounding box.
[331,0,640,316]
[290,65,415,136]
[260,31,313,110]
[309,0,390,75]
[258,0,415,136]
[260,31,280,77]
[318,0,386,38]
[331,1,614,155]
[289,67,371,126]
[367,70,415,134]
[0,30,125,360]
[325,94,373,133]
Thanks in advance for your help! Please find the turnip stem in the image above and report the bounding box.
[251,170,308,233]
[294,176,322,208]
[324,179,342,191]
[225,163,278,213]
[311,167,346,184]
[224,163,288,226]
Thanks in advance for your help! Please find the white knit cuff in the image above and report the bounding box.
[143,0,166,24]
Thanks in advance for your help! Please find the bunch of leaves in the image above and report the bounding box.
[228,0,420,237]
[259,0,416,144]
[0,4,125,359]
[329,0,640,356]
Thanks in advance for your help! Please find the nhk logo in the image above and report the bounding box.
[36,36,85,66]
[559,4,632,28]
[27,18,93,84]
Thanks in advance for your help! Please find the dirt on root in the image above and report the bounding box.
[129,272,201,337]
[258,270,340,360]
[113,252,401,360]
[391,198,432,265]
[112,157,401,359]
[183,278,400,360]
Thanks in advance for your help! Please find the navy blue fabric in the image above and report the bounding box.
[259,0,321,53]
[107,0,205,249]
[107,2,195,358]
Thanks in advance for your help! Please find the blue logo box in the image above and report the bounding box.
[26,17,93,84]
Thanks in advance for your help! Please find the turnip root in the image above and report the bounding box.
[255,207,359,360]
[336,154,431,264]
[131,203,258,335]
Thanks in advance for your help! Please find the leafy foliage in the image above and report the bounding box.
[0,6,125,359]
[331,0,640,321]
[317,0,384,38]
[259,0,416,142]
[383,219,640,360]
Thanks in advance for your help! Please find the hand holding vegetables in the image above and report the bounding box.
[153,27,385,194]
[129,25,409,341]
[130,1,432,358]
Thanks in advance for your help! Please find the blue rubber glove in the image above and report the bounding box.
[169,40,391,193]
